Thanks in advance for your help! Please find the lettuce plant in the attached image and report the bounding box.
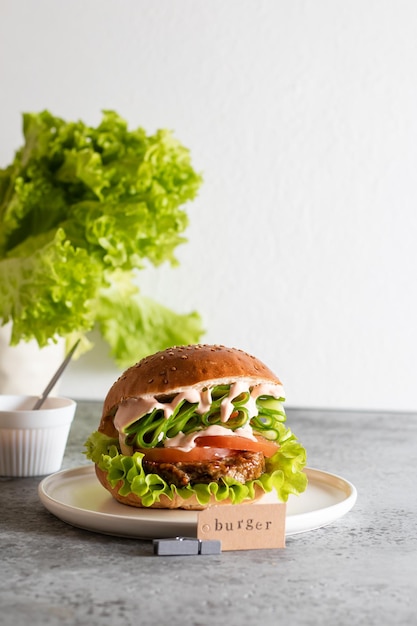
[0,110,204,367]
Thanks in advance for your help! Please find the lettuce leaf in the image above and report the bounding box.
[85,431,308,506]
[0,228,102,344]
[96,285,204,368]
[0,110,204,359]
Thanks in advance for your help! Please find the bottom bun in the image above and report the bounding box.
[95,465,265,510]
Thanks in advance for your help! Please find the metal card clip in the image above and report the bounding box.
[153,537,221,556]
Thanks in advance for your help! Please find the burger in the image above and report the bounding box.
[84,344,307,510]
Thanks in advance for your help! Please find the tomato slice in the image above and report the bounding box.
[136,434,279,464]
[195,435,279,458]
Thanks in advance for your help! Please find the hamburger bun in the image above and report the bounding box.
[98,344,281,437]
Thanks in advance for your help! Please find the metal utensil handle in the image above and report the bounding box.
[32,339,80,410]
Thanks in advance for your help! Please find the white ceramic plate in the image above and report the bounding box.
[38,465,356,539]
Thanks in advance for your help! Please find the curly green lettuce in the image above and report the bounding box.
[84,429,308,507]
[0,110,203,364]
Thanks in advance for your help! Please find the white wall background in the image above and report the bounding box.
[1,0,417,411]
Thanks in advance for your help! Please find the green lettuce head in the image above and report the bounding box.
[0,110,204,366]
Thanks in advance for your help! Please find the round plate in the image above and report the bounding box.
[38,465,356,539]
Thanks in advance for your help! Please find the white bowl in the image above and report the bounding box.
[0,395,76,477]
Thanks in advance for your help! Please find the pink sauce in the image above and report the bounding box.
[114,380,284,453]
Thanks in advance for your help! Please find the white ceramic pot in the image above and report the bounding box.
[0,324,65,395]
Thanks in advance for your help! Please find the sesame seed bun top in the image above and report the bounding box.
[99,344,282,431]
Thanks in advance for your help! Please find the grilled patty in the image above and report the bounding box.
[142,451,266,488]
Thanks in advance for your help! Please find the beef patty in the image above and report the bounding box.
[143,451,265,488]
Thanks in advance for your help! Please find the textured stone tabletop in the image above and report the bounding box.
[1,401,416,626]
